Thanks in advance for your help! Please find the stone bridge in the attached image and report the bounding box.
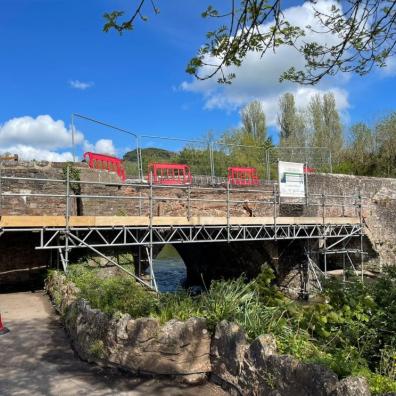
[0,161,395,290]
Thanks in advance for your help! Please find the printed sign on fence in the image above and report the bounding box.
[278,161,305,198]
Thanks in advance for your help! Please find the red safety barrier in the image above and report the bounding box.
[84,152,126,181]
[228,167,259,186]
[0,314,9,335]
[148,163,192,185]
[304,166,315,173]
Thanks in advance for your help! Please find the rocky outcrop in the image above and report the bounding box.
[211,321,371,396]
[45,272,211,384]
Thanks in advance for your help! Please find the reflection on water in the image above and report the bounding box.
[152,245,186,292]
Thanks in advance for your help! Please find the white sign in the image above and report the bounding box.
[278,161,305,198]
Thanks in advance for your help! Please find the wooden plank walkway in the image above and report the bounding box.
[0,215,360,228]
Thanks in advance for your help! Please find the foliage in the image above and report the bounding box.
[123,147,176,177]
[62,163,81,194]
[120,96,393,179]
[278,92,306,148]
[338,113,396,178]
[66,265,158,318]
[307,93,343,164]
[103,1,396,85]
[89,340,105,359]
[61,264,396,393]
[241,100,267,143]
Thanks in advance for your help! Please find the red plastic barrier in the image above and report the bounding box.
[83,152,126,181]
[304,166,315,173]
[148,163,192,185]
[228,167,259,186]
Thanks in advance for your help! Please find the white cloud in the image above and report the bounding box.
[83,139,116,156]
[69,80,94,90]
[0,115,83,149]
[181,0,350,126]
[381,56,396,76]
[0,114,117,162]
[0,145,73,162]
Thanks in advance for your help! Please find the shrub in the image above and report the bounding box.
[67,265,158,318]
[56,264,395,394]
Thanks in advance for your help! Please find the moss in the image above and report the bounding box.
[88,340,105,359]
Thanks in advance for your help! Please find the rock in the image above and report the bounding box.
[211,321,340,396]
[47,274,371,394]
[211,321,249,376]
[116,317,211,380]
[332,376,371,396]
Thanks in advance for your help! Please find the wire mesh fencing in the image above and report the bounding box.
[72,114,140,179]
[211,141,268,182]
[265,147,332,180]
[138,136,212,181]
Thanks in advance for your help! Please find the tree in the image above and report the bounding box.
[322,93,343,162]
[278,93,305,147]
[104,1,396,84]
[374,113,396,177]
[308,93,343,164]
[338,123,374,175]
[350,123,374,163]
[309,94,325,146]
[241,100,267,143]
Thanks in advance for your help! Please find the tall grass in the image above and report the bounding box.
[67,265,158,317]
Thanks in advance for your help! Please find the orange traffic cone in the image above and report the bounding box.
[0,314,9,335]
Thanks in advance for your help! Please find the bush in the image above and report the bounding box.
[58,264,395,394]
[67,265,158,318]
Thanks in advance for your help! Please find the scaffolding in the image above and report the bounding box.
[0,162,366,295]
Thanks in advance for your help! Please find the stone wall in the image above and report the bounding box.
[306,173,396,266]
[45,271,211,384]
[0,160,274,217]
[45,271,371,395]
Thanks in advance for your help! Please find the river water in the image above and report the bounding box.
[151,245,187,292]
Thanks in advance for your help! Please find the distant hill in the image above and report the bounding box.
[123,147,176,163]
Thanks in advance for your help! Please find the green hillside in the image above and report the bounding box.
[123,147,175,163]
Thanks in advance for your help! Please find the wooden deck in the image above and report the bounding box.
[0,216,361,228]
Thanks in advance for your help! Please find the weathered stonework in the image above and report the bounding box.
[45,271,211,384]
[210,321,371,396]
[45,272,372,395]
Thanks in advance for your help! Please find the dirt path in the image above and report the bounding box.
[0,291,228,396]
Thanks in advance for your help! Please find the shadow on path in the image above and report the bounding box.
[0,291,227,396]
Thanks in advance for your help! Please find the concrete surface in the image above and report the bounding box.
[0,291,228,396]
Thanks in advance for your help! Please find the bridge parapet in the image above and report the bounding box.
[0,161,363,219]
[0,161,395,289]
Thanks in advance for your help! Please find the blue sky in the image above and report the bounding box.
[1,0,395,160]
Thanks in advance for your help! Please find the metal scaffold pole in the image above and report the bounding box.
[148,171,158,292]
[187,184,191,220]
[71,114,76,163]
[273,183,277,239]
[63,165,70,272]
[322,193,327,277]
[0,160,2,217]
[359,192,364,283]
[227,179,230,242]
[209,141,215,183]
